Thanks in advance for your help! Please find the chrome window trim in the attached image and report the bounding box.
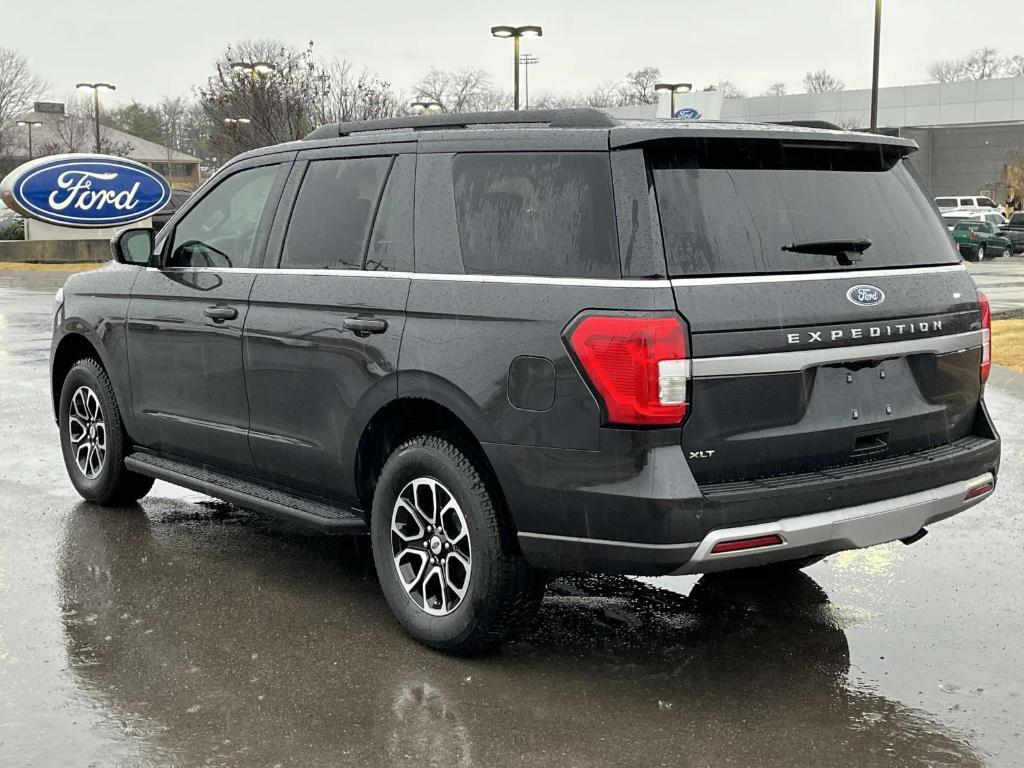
[143,263,967,288]
[691,329,982,377]
[669,264,966,286]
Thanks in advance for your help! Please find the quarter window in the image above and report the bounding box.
[452,152,619,278]
[281,157,391,270]
[168,164,279,269]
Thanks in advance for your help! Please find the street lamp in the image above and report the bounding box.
[16,120,43,160]
[223,117,252,125]
[410,100,442,114]
[519,53,539,109]
[655,82,693,118]
[76,82,116,153]
[230,61,276,76]
[870,0,882,131]
[490,25,543,110]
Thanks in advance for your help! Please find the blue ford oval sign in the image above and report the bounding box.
[846,284,886,307]
[0,154,170,228]
[674,107,702,120]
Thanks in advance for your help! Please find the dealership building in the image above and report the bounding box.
[611,76,1024,202]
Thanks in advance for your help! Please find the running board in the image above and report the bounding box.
[125,452,368,533]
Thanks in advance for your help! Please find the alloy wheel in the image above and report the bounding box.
[390,477,472,616]
[68,386,106,479]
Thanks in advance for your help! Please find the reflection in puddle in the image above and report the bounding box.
[56,501,985,767]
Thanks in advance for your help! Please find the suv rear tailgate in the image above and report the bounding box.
[673,266,983,483]
[647,135,984,485]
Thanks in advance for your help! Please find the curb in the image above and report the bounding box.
[988,363,1024,400]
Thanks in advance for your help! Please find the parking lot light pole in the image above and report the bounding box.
[654,82,693,118]
[76,82,116,153]
[490,25,543,110]
[16,120,43,160]
[519,53,539,109]
[870,0,882,131]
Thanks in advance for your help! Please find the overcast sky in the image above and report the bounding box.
[10,0,1024,106]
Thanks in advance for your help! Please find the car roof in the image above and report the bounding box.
[230,108,918,165]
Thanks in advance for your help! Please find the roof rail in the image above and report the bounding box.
[769,119,846,131]
[304,107,618,140]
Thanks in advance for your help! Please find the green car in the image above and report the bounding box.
[952,220,1013,261]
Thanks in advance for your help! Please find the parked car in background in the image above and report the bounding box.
[151,190,193,232]
[935,195,1000,213]
[0,199,24,239]
[952,220,1013,260]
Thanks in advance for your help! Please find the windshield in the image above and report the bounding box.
[649,139,959,276]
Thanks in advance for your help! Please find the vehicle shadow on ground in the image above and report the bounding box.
[54,500,985,768]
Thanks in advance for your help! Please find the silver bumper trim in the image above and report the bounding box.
[672,472,995,575]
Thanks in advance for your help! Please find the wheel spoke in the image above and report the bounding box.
[68,416,87,443]
[394,547,428,591]
[444,551,470,599]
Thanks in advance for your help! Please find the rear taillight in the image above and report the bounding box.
[969,230,978,241]
[979,290,991,383]
[568,315,689,426]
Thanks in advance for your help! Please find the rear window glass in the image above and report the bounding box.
[650,139,959,276]
[452,152,619,278]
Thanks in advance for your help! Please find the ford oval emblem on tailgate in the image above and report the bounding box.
[846,284,885,307]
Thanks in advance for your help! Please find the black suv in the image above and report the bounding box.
[51,109,1000,654]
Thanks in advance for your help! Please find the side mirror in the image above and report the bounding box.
[110,228,154,266]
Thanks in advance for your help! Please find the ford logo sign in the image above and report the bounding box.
[674,107,702,120]
[0,154,171,228]
[846,284,886,307]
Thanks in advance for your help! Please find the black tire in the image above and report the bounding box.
[1002,245,1012,258]
[371,434,544,655]
[977,244,986,261]
[58,358,154,506]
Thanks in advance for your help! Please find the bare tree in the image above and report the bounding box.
[618,66,661,106]
[316,58,406,123]
[928,47,1005,82]
[763,82,787,96]
[0,47,47,157]
[802,69,845,93]
[38,96,133,157]
[197,39,328,156]
[1005,55,1024,79]
[704,80,747,99]
[413,67,495,113]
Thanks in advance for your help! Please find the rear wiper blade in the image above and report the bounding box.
[781,237,872,266]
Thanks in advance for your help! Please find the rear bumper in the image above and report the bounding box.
[672,472,994,574]
[489,405,1000,576]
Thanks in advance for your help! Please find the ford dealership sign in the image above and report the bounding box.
[0,154,170,228]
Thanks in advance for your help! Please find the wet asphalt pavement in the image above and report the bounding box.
[1,268,1022,767]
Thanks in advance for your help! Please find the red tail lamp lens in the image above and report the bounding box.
[979,291,991,383]
[569,315,689,426]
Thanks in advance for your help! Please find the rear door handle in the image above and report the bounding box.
[343,317,388,336]
[204,305,238,322]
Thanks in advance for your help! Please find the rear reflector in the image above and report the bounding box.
[978,291,991,383]
[710,534,784,554]
[964,481,994,501]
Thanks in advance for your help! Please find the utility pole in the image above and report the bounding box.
[520,54,540,109]
[870,0,882,131]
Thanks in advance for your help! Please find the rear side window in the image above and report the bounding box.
[1011,213,1024,225]
[281,157,391,270]
[959,198,974,207]
[935,197,956,207]
[452,152,619,278]
[650,139,959,276]
[979,197,997,208]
